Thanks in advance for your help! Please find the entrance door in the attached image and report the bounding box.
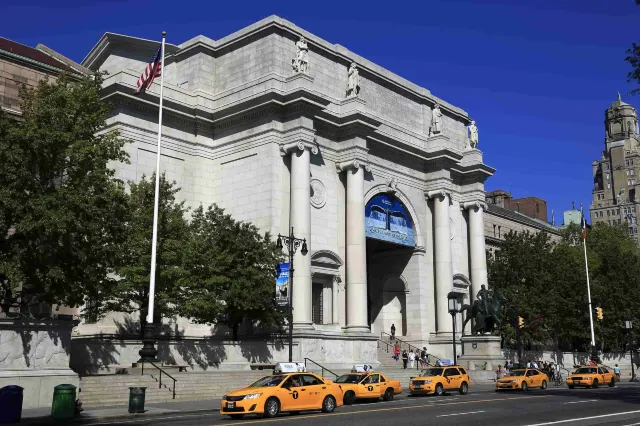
[312,283,323,325]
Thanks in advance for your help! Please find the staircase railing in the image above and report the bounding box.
[378,332,442,370]
[304,358,339,379]
[141,360,177,399]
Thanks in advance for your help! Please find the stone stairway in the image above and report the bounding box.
[79,370,268,407]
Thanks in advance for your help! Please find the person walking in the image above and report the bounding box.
[408,350,415,369]
[402,350,409,369]
[393,342,400,361]
[496,365,503,380]
[390,324,396,341]
[614,364,621,381]
[420,347,428,368]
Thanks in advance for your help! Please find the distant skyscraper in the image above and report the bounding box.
[590,94,640,244]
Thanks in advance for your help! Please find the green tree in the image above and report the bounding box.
[179,205,286,340]
[0,73,129,313]
[98,173,190,332]
[625,0,640,94]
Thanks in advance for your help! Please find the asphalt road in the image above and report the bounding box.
[93,384,640,426]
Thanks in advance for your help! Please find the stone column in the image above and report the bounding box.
[332,276,340,324]
[427,190,453,333]
[337,160,370,332]
[464,201,489,302]
[282,141,318,328]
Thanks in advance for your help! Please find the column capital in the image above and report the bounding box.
[332,275,342,284]
[336,159,371,173]
[462,201,488,211]
[280,141,319,156]
[425,189,452,202]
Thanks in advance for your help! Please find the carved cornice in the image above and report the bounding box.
[336,159,371,173]
[462,201,488,211]
[280,140,319,156]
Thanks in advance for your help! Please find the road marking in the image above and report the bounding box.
[90,411,217,425]
[525,410,640,425]
[437,410,486,417]
[230,395,549,425]
[563,399,598,404]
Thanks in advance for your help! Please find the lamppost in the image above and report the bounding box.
[625,316,638,382]
[447,292,461,365]
[276,227,308,363]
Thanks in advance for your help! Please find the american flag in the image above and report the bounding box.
[134,46,162,95]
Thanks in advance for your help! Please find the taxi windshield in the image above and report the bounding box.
[421,368,444,376]
[575,367,598,374]
[249,375,287,388]
[335,374,362,384]
[508,370,526,376]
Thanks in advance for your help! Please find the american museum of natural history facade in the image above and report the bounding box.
[72,16,495,372]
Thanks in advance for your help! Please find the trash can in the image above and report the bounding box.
[0,385,23,423]
[51,384,77,420]
[128,387,146,414]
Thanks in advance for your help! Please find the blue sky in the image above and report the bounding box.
[4,0,639,223]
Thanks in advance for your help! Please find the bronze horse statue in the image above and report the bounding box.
[460,290,506,335]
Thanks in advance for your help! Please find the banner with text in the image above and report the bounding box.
[276,262,290,307]
[365,194,415,247]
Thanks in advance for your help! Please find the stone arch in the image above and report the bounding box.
[452,273,471,300]
[364,183,424,248]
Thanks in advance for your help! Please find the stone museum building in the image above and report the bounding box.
[75,16,495,370]
[590,95,640,245]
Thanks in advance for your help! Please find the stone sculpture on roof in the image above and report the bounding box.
[429,103,443,136]
[346,62,360,98]
[468,120,479,149]
[292,37,309,74]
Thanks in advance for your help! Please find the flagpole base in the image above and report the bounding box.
[589,346,600,364]
[138,323,158,361]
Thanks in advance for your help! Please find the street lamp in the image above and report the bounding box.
[276,227,308,363]
[447,292,461,365]
[625,316,639,382]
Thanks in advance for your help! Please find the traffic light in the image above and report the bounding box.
[518,316,524,329]
[595,307,603,321]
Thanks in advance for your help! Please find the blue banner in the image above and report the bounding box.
[276,263,290,307]
[365,194,415,247]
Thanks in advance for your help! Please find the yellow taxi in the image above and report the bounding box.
[334,372,403,404]
[409,366,470,396]
[496,368,549,391]
[566,365,616,389]
[220,372,344,419]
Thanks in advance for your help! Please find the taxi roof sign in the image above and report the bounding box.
[351,364,374,373]
[274,362,306,373]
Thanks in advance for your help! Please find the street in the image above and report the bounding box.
[89,384,640,426]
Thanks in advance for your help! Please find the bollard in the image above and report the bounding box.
[51,384,77,420]
[128,387,147,414]
[0,385,23,424]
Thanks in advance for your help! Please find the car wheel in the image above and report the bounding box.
[322,395,336,413]
[609,378,616,388]
[230,414,244,420]
[592,379,599,389]
[263,397,280,418]
[459,382,469,395]
[568,385,574,389]
[435,383,444,396]
[343,391,356,405]
[541,380,547,390]
[383,388,394,401]
[521,382,528,392]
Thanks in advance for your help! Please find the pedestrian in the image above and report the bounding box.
[504,362,509,374]
[402,350,409,369]
[526,360,531,368]
[390,324,396,341]
[507,360,513,371]
[532,360,538,369]
[420,347,427,367]
[614,364,621,381]
[393,342,400,361]
[496,365,503,380]
[408,350,415,369]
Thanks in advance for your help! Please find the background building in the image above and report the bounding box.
[0,37,88,118]
[590,95,640,244]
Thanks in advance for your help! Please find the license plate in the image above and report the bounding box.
[414,386,422,390]
[227,402,235,409]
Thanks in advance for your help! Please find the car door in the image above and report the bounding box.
[443,368,460,390]
[296,374,325,409]
[598,368,610,384]
[359,374,378,398]
[277,375,306,411]
[378,374,390,396]
[525,369,537,387]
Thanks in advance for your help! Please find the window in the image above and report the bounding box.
[608,183,611,189]
[458,367,468,375]
[618,209,620,214]
[607,174,610,179]
[632,170,635,176]
[607,210,610,216]
[493,224,496,237]
[498,226,501,238]
[301,374,324,386]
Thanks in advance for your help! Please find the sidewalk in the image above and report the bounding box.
[19,399,220,425]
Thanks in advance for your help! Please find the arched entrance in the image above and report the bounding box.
[364,188,420,337]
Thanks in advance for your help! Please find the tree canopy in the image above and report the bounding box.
[489,224,640,352]
[0,73,129,313]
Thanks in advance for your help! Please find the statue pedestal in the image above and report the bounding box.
[457,335,504,383]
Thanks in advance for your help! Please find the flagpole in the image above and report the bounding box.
[582,218,597,361]
[140,31,166,361]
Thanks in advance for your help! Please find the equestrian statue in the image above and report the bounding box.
[460,285,506,335]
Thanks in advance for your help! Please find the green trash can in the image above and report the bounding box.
[51,384,76,420]
[128,387,146,413]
